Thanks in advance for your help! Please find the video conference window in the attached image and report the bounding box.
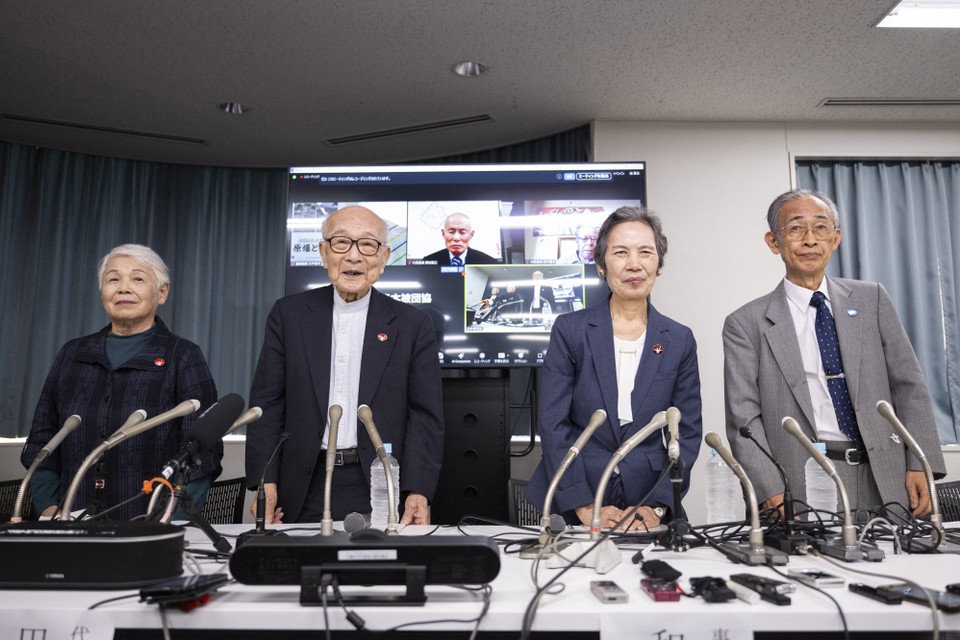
[285,164,646,368]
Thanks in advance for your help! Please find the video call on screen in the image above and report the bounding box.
[285,163,646,368]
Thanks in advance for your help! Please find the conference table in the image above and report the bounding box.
[2,521,959,640]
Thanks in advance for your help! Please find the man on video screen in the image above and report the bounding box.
[423,213,499,266]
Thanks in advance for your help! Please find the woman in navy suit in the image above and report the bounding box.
[526,207,702,531]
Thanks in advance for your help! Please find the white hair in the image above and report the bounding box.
[97,244,170,290]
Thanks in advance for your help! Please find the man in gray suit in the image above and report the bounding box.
[724,189,945,518]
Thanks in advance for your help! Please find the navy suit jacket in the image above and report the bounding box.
[246,286,444,522]
[525,298,702,519]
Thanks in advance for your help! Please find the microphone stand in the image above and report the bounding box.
[168,469,232,553]
[704,432,788,566]
[738,426,814,554]
[321,405,342,537]
[782,417,884,562]
[237,433,289,548]
[658,455,690,552]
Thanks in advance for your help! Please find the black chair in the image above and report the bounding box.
[200,477,246,524]
[936,480,960,523]
[0,478,34,522]
[508,478,542,527]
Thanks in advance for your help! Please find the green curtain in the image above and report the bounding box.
[0,142,287,436]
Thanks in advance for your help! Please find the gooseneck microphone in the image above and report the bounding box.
[590,410,669,539]
[738,425,811,553]
[160,394,245,479]
[59,399,201,520]
[224,406,263,436]
[256,433,289,533]
[876,400,942,535]
[321,404,343,536]
[705,432,787,565]
[11,415,81,523]
[782,417,883,562]
[357,404,399,535]
[538,409,606,546]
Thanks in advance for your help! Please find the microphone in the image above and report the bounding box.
[876,400,943,536]
[550,411,671,574]
[59,399,201,520]
[11,415,81,523]
[590,410,669,539]
[321,404,343,536]
[160,394,245,480]
[357,404,398,535]
[782,417,884,562]
[705,432,788,566]
[539,409,606,545]
[737,425,811,553]
[343,511,369,533]
[666,407,681,463]
[224,406,263,436]
[519,410,606,560]
[236,433,289,547]
[258,433,289,531]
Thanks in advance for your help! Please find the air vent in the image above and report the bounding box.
[326,114,494,146]
[820,98,960,107]
[0,113,206,144]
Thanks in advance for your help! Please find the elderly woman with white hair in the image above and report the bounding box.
[21,244,222,520]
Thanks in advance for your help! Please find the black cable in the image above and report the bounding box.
[87,593,140,610]
[770,565,849,640]
[521,464,674,639]
[511,368,538,457]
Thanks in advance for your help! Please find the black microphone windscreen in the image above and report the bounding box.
[187,393,246,451]
[343,511,369,533]
[738,426,752,438]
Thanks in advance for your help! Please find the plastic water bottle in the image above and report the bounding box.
[369,443,400,526]
[705,448,739,524]
[804,442,837,514]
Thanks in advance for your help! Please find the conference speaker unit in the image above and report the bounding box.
[0,521,184,589]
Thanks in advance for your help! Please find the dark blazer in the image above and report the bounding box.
[422,247,499,265]
[22,317,220,520]
[723,277,946,508]
[246,286,444,522]
[525,297,702,519]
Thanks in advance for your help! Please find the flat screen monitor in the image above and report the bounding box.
[285,163,646,368]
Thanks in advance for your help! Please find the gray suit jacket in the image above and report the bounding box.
[723,277,945,508]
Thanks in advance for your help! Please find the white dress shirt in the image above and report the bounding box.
[782,277,847,442]
[323,291,371,449]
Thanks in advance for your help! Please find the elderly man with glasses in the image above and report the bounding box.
[723,189,945,520]
[247,206,444,525]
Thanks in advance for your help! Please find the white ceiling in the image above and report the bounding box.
[1,1,959,168]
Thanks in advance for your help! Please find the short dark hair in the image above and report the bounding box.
[595,206,668,277]
[766,189,840,233]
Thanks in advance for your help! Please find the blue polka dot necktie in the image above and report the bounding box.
[810,291,861,445]
[451,256,463,268]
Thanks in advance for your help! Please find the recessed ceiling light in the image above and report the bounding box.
[877,0,960,28]
[452,61,488,77]
[218,102,250,114]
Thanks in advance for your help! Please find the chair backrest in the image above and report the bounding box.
[200,477,246,524]
[0,478,34,522]
[508,478,542,527]
[936,480,960,523]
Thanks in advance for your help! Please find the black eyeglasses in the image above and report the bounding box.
[325,236,384,256]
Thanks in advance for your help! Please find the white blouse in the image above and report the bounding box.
[614,332,645,425]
